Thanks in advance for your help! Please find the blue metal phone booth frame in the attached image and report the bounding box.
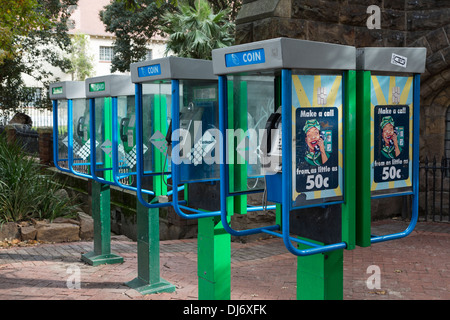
[51,80,124,266]
[355,47,426,246]
[84,75,162,202]
[130,56,271,219]
[50,81,96,180]
[212,38,357,257]
[132,56,252,299]
[84,74,176,291]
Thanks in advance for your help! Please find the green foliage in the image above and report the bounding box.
[100,0,174,73]
[0,0,78,113]
[0,0,51,64]
[0,134,79,224]
[161,0,235,60]
[117,0,241,20]
[67,33,94,81]
[101,0,240,72]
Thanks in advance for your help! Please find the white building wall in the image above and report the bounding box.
[22,0,168,86]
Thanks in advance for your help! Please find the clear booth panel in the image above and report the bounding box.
[227,75,275,194]
[141,82,172,176]
[116,95,136,186]
[93,97,112,180]
[56,99,69,170]
[178,79,220,183]
[71,99,91,175]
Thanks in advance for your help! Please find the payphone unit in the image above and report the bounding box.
[131,56,224,217]
[355,47,426,247]
[212,38,357,257]
[50,81,89,177]
[131,56,236,299]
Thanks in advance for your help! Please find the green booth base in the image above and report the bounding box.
[81,251,124,266]
[125,277,176,295]
[297,240,344,300]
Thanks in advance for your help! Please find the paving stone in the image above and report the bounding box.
[0,220,448,300]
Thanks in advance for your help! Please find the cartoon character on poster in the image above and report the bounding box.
[380,115,401,159]
[296,107,339,193]
[303,119,330,166]
[373,105,409,183]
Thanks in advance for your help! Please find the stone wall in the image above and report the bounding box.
[235,0,450,219]
[236,0,450,161]
[51,168,198,242]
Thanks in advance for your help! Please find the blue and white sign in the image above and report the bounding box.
[225,48,265,68]
[138,64,162,77]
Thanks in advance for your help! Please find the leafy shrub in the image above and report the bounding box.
[0,133,79,224]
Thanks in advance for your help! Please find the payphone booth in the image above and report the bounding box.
[131,56,225,217]
[84,75,174,293]
[130,56,232,299]
[51,81,102,180]
[84,75,153,193]
[50,79,123,266]
[49,81,85,173]
[355,47,426,247]
[213,38,356,300]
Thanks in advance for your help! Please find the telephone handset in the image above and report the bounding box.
[76,116,89,144]
[166,103,204,158]
[314,132,326,153]
[261,107,282,173]
[120,114,136,153]
[120,117,129,143]
[390,128,399,146]
[77,117,85,139]
[383,127,399,147]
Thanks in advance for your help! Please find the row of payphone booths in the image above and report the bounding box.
[50,38,426,257]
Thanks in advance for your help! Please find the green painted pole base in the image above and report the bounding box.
[197,216,231,300]
[83,181,123,266]
[125,195,175,295]
[81,252,124,266]
[297,241,343,300]
[125,277,175,295]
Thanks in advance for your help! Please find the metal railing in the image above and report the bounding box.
[0,107,53,128]
[420,157,450,222]
[0,124,39,154]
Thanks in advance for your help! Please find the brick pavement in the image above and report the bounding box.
[0,219,448,300]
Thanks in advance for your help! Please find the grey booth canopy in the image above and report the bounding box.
[211,37,356,76]
[130,56,217,83]
[85,74,135,99]
[49,81,86,100]
[356,47,427,74]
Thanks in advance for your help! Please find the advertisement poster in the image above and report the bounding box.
[292,74,343,203]
[373,105,409,183]
[370,75,413,192]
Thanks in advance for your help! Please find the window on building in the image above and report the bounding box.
[99,46,114,61]
[145,49,153,61]
[25,87,41,107]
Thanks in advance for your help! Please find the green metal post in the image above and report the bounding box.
[355,71,372,247]
[82,97,123,266]
[297,240,343,300]
[126,93,175,294]
[198,215,231,300]
[125,195,175,294]
[296,71,356,300]
[343,70,356,250]
[196,83,237,300]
